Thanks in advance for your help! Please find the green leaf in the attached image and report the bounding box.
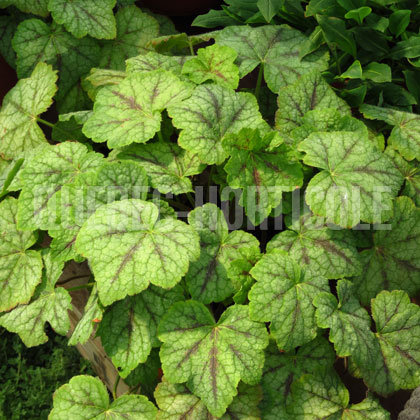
[0,197,42,312]
[52,111,92,143]
[0,250,70,347]
[260,337,336,419]
[0,0,48,16]
[288,372,349,419]
[17,142,104,231]
[126,51,188,76]
[0,13,21,68]
[216,25,328,93]
[339,60,362,79]
[223,128,303,225]
[314,279,374,358]
[155,379,262,420]
[267,212,362,279]
[12,19,72,78]
[55,36,101,114]
[275,70,350,137]
[389,9,411,37]
[116,140,205,195]
[316,15,357,57]
[48,0,117,39]
[125,348,161,400]
[75,199,200,306]
[289,108,368,148]
[68,286,102,346]
[353,197,420,305]
[298,131,403,227]
[360,104,420,161]
[249,251,329,352]
[0,62,57,160]
[386,149,420,206]
[371,290,420,391]
[98,285,183,378]
[49,375,157,419]
[257,0,281,22]
[83,70,192,148]
[342,396,391,419]
[186,204,260,303]
[99,5,159,71]
[390,35,420,59]
[229,246,261,304]
[168,85,264,165]
[344,6,371,24]
[182,44,239,89]
[362,62,391,83]
[0,158,24,199]
[192,9,239,29]
[158,301,269,417]
[82,68,126,101]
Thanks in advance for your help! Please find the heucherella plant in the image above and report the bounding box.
[0,2,420,419]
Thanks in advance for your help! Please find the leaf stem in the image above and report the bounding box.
[36,117,75,140]
[113,375,121,400]
[65,282,95,292]
[255,63,264,100]
[56,274,92,285]
[186,192,195,208]
[157,131,164,142]
[188,40,195,56]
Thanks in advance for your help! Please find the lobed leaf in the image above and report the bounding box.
[75,199,200,306]
[158,301,269,417]
[0,62,57,159]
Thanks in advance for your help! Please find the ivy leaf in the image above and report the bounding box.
[168,85,264,165]
[186,204,260,303]
[354,197,420,306]
[126,51,188,77]
[83,70,193,148]
[12,19,72,78]
[215,25,328,93]
[223,128,303,225]
[249,251,329,352]
[360,104,420,161]
[17,142,104,231]
[99,5,159,71]
[257,0,281,23]
[371,290,420,392]
[0,197,43,312]
[48,0,117,39]
[298,131,403,228]
[267,212,362,279]
[342,396,391,419]
[155,378,262,420]
[314,279,374,359]
[75,199,200,306]
[98,285,183,378]
[116,140,206,195]
[68,286,102,346]
[275,70,350,137]
[0,0,48,16]
[0,62,57,160]
[260,337,336,419]
[158,301,269,417]
[182,44,239,89]
[49,375,157,420]
[0,250,70,347]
